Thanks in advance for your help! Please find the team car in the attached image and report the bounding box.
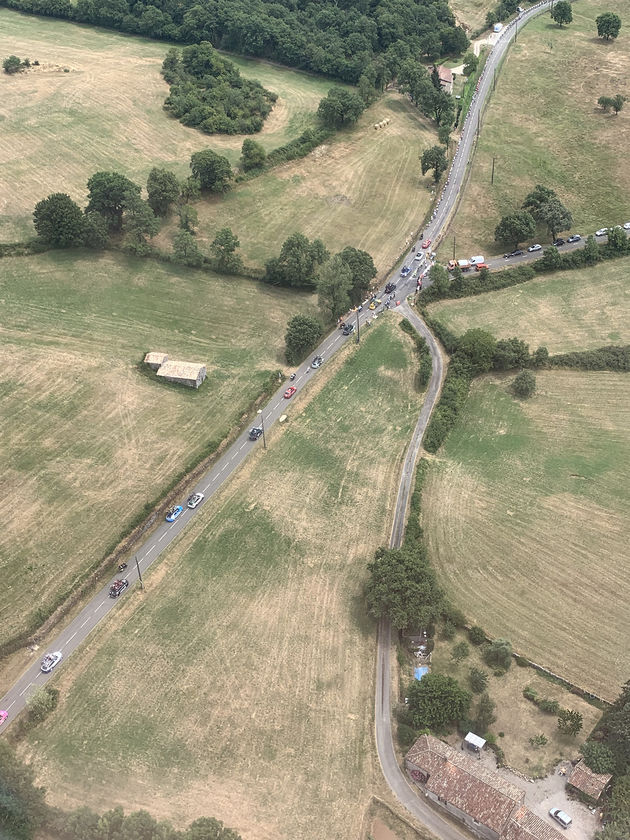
[109,578,130,598]
[249,426,263,441]
[311,355,323,368]
[400,265,411,277]
[165,505,183,522]
[40,651,63,673]
[187,493,204,509]
[284,386,297,399]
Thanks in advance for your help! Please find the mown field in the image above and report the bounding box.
[426,256,630,352]
[0,9,334,242]
[156,92,436,274]
[0,250,316,650]
[422,370,630,700]
[449,0,496,34]
[445,0,630,258]
[24,318,424,840]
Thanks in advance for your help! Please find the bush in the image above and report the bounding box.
[26,685,59,725]
[441,620,456,640]
[549,345,630,372]
[529,733,548,748]
[451,641,470,662]
[398,722,418,749]
[483,639,513,670]
[468,626,486,645]
[538,699,560,715]
[523,685,538,703]
[512,370,536,398]
[468,667,489,694]
[580,741,616,774]
[442,603,467,628]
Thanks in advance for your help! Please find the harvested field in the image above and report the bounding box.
[422,371,630,700]
[426,256,630,352]
[446,0,630,258]
[0,9,333,242]
[0,250,316,650]
[24,318,425,840]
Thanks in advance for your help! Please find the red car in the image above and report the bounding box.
[284,386,297,399]
[421,239,431,249]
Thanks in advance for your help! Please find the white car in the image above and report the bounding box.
[414,252,425,261]
[527,244,542,252]
[187,492,204,509]
[549,808,572,829]
[41,651,63,673]
[595,228,609,236]
[469,255,485,265]
[624,222,630,230]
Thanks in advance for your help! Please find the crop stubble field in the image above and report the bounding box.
[427,257,630,352]
[446,0,630,258]
[0,250,316,650]
[24,319,424,840]
[422,371,630,700]
[0,9,333,242]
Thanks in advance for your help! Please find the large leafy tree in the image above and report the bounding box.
[190,150,233,193]
[316,254,353,321]
[596,12,621,40]
[407,672,471,732]
[551,1,573,26]
[458,329,497,375]
[264,233,329,288]
[85,171,141,231]
[538,197,573,240]
[173,230,203,267]
[284,315,323,364]
[522,184,557,216]
[337,246,377,305]
[146,167,180,216]
[240,139,266,172]
[210,228,242,273]
[317,88,366,128]
[33,193,85,247]
[421,146,447,182]
[494,211,536,249]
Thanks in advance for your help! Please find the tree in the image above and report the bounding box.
[522,184,557,217]
[483,638,513,670]
[316,254,353,321]
[538,197,573,240]
[27,686,59,724]
[468,667,489,693]
[551,1,573,26]
[122,194,159,254]
[190,149,233,193]
[317,88,365,128]
[83,211,109,249]
[0,740,47,839]
[583,234,601,265]
[85,171,141,231]
[366,545,444,631]
[33,193,85,247]
[421,146,447,182]
[210,227,242,273]
[494,211,536,249]
[172,230,203,267]
[180,176,201,203]
[264,233,329,288]
[146,167,180,216]
[598,95,615,112]
[468,626,486,645]
[607,226,628,252]
[240,138,267,172]
[596,12,621,40]
[430,64,441,91]
[185,815,242,840]
[428,263,450,294]
[580,741,616,774]
[512,370,536,398]
[557,708,583,737]
[612,94,627,114]
[407,672,471,732]
[285,315,323,365]
[462,52,478,77]
[178,204,198,234]
[532,346,549,368]
[3,55,24,74]
[337,246,377,305]
[458,329,496,375]
[438,123,451,146]
[493,337,530,371]
[451,641,470,662]
[474,692,496,733]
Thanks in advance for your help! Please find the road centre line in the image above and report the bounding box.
[94,601,105,611]
[19,684,32,696]
[158,534,166,542]
[67,632,77,643]
[80,618,90,628]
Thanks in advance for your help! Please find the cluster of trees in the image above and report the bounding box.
[549,344,630,372]
[161,43,276,135]
[4,0,468,84]
[3,54,36,73]
[598,94,626,114]
[495,185,573,248]
[596,12,622,40]
[0,739,242,840]
[317,88,367,129]
[399,61,456,127]
[485,0,521,31]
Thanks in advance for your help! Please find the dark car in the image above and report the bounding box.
[567,234,581,243]
[109,578,129,598]
[384,282,396,294]
[553,238,565,247]
[249,426,263,441]
[504,249,523,258]
[342,323,355,335]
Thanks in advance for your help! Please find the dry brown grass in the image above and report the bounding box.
[421,371,630,700]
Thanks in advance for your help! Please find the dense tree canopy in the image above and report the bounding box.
[190,150,233,193]
[596,12,621,39]
[85,171,141,231]
[494,210,536,248]
[551,1,572,26]
[33,193,85,247]
[407,672,471,731]
[146,167,180,216]
[316,255,353,321]
[317,88,366,129]
[263,233,328,288]
[337,246,377,305]
[285,315,323,365]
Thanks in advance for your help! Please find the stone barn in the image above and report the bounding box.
[144,351,168,371]
[156,360,207,389]
[567,760,612,803]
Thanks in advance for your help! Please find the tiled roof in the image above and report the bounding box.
[406,735,524,834]
[502,805,566,840]
[437,65,453,83]
[144,351,168,365]
[568,760,612,800]
[156,361,206,380]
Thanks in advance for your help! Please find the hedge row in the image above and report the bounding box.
[423,355,471,453]
[399,318,432,388]
[549,345,630,372]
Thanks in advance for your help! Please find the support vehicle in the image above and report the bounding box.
[109,578,129,598]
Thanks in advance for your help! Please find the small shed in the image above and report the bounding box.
[436,65,453,94]
[567,760,612,802]
[144,351,168,371]
[156,360,207,389]
[464,732,486,754]
[493,22,503,32]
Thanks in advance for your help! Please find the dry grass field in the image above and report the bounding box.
[0,249,316,649]
[156,93,436,274]
[24,319,424,840]
[446,0,630,258]
[426,256,630,352]
[422,370,630,700]
[0,9,334,242]
[449,0,496,34]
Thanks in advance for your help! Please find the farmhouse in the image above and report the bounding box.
[405,735,564,840]
[436,65,453,94]
[567,760,612,802]
[156,360,207,389]
[144,351,168,371]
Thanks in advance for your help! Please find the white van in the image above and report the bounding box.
[469,255,485,265]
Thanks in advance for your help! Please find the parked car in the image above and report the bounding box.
[165,505,183,522]
[249,426,263,441]
[474,263,489,271]
[421,239,431,249]
[596,228,609,236]
[469,255,485,264]
[507,249,524,258]
[400,265,411,277]
[187,492,204,509]
[567,234,581,243]
[284,386,297,399]
[527,243,542,252]
[109,579,129,598]
[311,355,323,368]
[553,238,565,247]
[40,651,63,673]
[549,809,572,829]
[342,323,355,335]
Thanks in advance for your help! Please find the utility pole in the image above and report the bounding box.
[355,308,360,344]
[491,157,496,185]
[515,20,518,41]
[477,112,480,138]
[452,236,456,259]
[135,556,143,591]
[493,68,496,91]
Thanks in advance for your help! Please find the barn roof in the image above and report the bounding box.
[502,805,566,840]
[144,351,168,365]
[568,760,612,800]
[156,360,206,380]
[437,65,453,84]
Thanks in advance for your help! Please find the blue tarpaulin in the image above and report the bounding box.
[414,666,429,681]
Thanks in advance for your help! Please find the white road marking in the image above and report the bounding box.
[65,632,77,645]
[239,443,246,450]
[220,464,227,472]
[158,533,166,542]
[6,701,15,711]
[148,544,156,551]
[202,484,210,492]
[20,684,32,696]
[80,618,90,628]
[94,601,106,611]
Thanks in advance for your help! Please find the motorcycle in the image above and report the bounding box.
[289,373,296,381]
[118,562,128,572]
